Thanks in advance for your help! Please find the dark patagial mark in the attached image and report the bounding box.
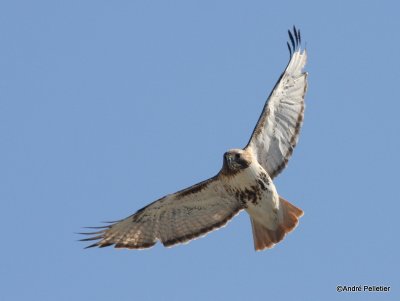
[253,108,270,138]
[131,212,146,223]
[175,178,214,200]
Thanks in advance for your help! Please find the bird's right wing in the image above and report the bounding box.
[81,176,243,249]
[245,27,308,179]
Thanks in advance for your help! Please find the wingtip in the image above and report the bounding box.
[287,42,292,58]
[84,243,99,249]
[287,26,303,57]
[83,225,111,229]
[79,223,111,248]
[298,29,302,45]
[77,230,106,235]
[79,235,104,242]
[288,29,295,52]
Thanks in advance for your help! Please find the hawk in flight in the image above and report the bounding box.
[81,27,308,251]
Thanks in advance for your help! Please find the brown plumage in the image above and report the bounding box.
[81,27,307,251]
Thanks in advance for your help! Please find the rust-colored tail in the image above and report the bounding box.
[251,197,303,251]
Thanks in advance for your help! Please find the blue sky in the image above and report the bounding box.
[1,1,399,300]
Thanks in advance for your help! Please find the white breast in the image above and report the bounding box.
[232,161,281,230]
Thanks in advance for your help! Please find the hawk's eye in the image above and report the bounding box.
[235,153,241,159]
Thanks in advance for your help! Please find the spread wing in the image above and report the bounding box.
[81,176,243,249]
[245,27,308,179]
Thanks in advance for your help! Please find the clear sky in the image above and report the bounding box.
[1,1,399,300]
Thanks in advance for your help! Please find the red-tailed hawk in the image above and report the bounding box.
[81,27,307,251]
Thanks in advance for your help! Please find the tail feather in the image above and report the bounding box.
[251,197,303,251]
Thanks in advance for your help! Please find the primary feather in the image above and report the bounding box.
[81,27,308,251]
[246,26,308,178]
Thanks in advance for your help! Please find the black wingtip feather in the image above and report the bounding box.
[287,42,292,58]
[100,220,120,224]
[287,26,302,57]
[78,230,105,235]
[79,235,104,242]
[85,243,99,249]
[298,29,301,45]
[79,224,112,248]
[83,225,111,229]
[293,25,299,45]
[288,29,295,53]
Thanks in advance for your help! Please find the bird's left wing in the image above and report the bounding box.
[81,176,243,249]
[245,27,308,179]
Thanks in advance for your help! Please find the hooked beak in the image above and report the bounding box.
[224,152,233,165]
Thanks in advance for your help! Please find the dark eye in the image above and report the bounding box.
[235,153,241,159]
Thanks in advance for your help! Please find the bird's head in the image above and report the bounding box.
[222,149,252,175]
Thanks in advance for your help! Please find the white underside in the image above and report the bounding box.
[226,160,282,230]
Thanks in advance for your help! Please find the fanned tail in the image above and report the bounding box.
[251,197,303,251]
